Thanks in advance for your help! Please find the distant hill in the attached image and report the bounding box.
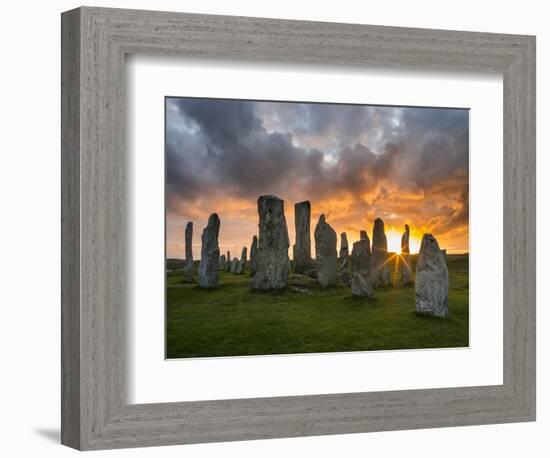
[167,253,468,273]
[166,258,185,271]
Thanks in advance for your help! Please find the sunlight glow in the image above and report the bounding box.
[385,229,421,254]
[386,230,403,254]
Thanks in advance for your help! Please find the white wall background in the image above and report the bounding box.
[0,0,546,456]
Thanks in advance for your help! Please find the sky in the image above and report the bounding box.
[165,97,469,259]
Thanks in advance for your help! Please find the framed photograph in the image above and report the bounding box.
[61,6,536,450]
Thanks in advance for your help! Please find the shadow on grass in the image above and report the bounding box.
[341,294,379,308]
[413,311,452,321]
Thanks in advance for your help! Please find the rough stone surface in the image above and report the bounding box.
[250,195,290,290]
[236,247,247,274]
[371,218,391,287]
[230,257,239,273]
[339,232,350,285]
[314,215,337,287]
[250,235,258,275]
[183,221,194,283]
[294,200,313,274]
[226,251,231,272]
[360,230,368,241]
[400,224,413,285]
[339,232,349,258]
[415,234,450,318]
[198,214,220,288]
[219,254,226,271]
[351,240,374,298]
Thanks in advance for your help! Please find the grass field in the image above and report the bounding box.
[166,255,469,359]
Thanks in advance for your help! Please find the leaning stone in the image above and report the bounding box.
[198,214,220,288]
[182,221,194,283]
[236,247,247,274]
[371,218,391,287]
[339,232,350,285]
[415,234,449,318]
[351,240,374,298]
[294,200,313,274]
[314,215,337,287]
[250,235,258,275]
[400,224,413,285]
[250,195,290,290]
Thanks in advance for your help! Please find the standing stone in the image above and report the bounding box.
[230,257,239,273]
[415,234,449,318]
[182,222,194,283]
[351,240,374,298]
[294,201,313,274]
[250,195,290,290]
[226,250,231,272]
[236,247,247,274]
[400,224,413,285]
[219,254,227,271]
[250,235,258,275]
[339,232,349,258]
[314,215,337,287]
[198,214,220,288]
[360,230,368,241]
[339,232,350,285]
[441,249,447,260]
[371,218,391,287]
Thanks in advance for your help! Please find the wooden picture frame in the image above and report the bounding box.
[61,6,536,450]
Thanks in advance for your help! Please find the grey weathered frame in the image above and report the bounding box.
[61,6,536,451]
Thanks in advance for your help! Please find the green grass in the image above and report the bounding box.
[166,255,469,358]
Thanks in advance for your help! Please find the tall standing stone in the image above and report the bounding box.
[351,240,374,298]
[371,218,391,287]
[339,232,350,285]
[198,214,220,288]
[250,235,258,275]
[400,224,413,285]
[226,250,231,272]
[415,234,449,318]
[339,232,349,258]
[294,201,313,274]
[236,247,247,274]
[314,215,337,287]
[182,222,194,283]
[219,254,227,271]
[360,230,368,241]
[250,195,290,290]
[401,224,410,254]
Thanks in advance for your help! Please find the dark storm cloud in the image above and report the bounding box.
[165,98,468,214]
[400,107,469,189]
[166,98,306,204]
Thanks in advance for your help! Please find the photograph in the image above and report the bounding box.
[165,97,469,359]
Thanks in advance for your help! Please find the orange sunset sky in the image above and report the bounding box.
[165,97,469,259]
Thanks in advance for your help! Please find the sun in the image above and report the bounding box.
[385,229,420,254]
[386,230,403,253]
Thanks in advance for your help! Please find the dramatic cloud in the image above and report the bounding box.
[165,97,469,258]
